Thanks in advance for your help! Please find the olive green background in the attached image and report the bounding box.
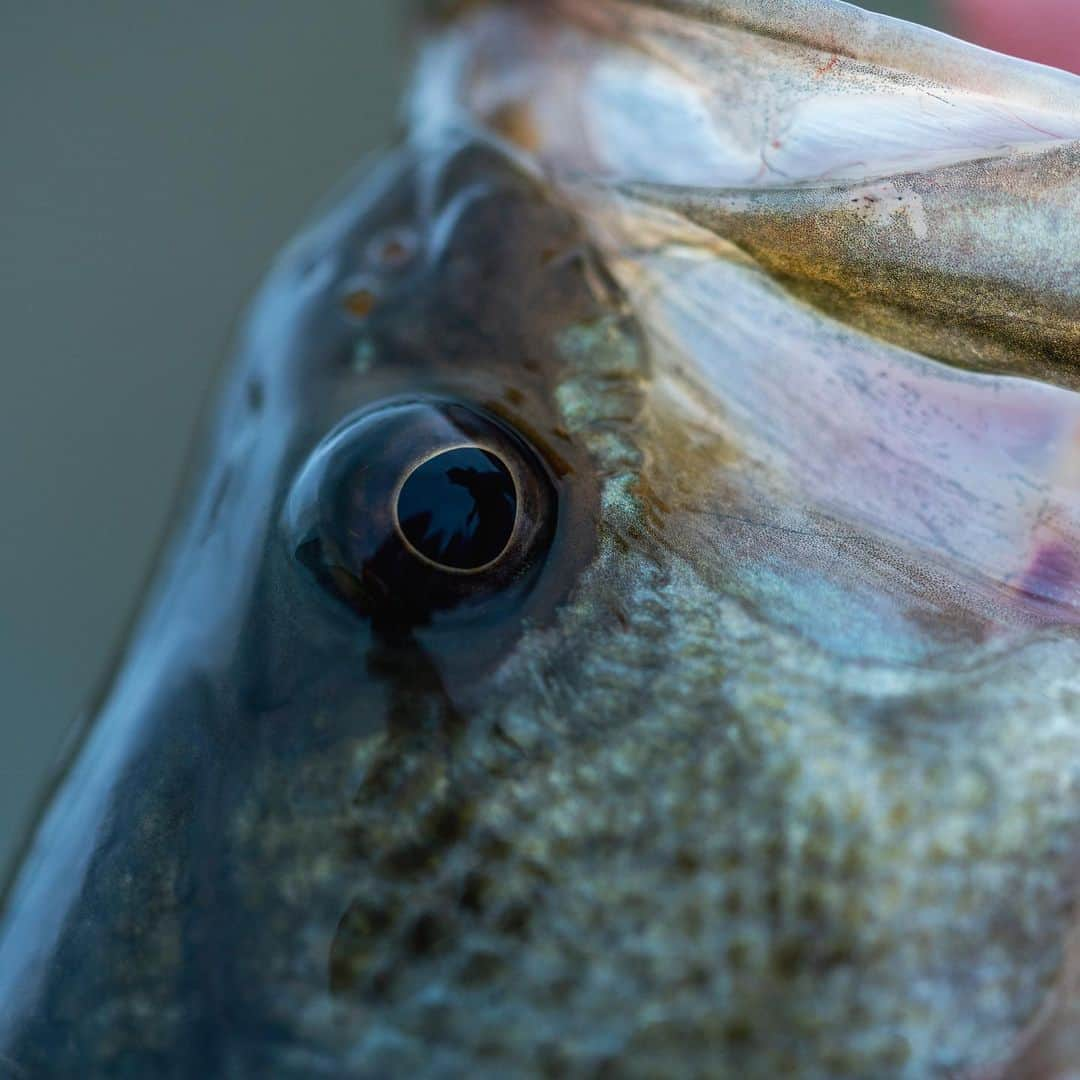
[0,1,949,875]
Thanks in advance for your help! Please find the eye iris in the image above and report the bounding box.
[396,447,517,571]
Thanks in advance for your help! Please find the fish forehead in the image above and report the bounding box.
[240,137,607,435]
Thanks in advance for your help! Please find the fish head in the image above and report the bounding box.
[4,1,1080,1077]
[0,131,642,1073]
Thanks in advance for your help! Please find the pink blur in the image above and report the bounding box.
[951,0,1080,74]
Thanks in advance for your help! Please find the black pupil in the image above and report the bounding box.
[396,447,517,571]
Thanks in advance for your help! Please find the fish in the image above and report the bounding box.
[1,0,1079,1076]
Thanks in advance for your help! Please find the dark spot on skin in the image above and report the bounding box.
[885,1038,912,1066]
[458,948,503,986]
[380,840,442,879]
[474,829,512,862]
[538,1041,570,1077]
[798,890,825,921]
[764,886,782,921]
[246,378,264,412]
[771,939,805,979]
[369,966,395,999]
[495,901,532,940]
[724,1019,756,1047]
[405,911,446,957]
[328,900,394,994]
[727,943,749,971]
[428,804,472,848]
[820,944,856,970]
[341,823,369,861]
[459,870,490,915]
[673,848,701,874]
[366,631,467,737]
[610,602,631,631]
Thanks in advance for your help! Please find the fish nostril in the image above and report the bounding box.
[342,282,380,321]
[366,226,419,271]
[395,447,518,572]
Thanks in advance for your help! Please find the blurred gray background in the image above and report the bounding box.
[0,1,948,876]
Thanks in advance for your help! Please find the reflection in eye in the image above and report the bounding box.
[396,447,518,572]
[283,398,556,630]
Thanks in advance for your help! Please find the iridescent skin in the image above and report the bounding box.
[3,2,1080,1077]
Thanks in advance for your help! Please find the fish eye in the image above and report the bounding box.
[283,398,557,629]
